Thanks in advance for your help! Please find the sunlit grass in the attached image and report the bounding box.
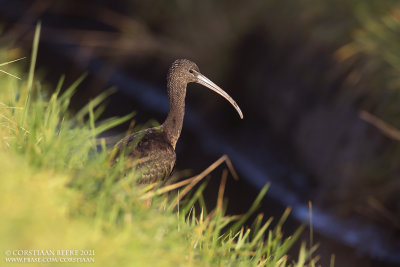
[0,57,25,80]
[0,24,319,266]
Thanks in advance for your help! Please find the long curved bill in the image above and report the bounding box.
[194,71,243,119]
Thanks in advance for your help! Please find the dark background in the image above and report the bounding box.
[1,0,400,266]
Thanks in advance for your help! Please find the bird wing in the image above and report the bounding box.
[112,127,176,183]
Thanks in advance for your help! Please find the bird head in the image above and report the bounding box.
[167,59,243,119]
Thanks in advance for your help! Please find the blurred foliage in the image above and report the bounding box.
[334,3,400,222]
[337,2,400,125]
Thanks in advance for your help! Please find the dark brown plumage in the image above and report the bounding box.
[113,59,243,183]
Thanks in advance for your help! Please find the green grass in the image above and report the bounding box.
[0,25,320,266]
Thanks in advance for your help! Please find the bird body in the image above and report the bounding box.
[113,59,243,183]
[114,127,175,183]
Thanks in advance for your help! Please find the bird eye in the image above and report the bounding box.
[189,69,194,74]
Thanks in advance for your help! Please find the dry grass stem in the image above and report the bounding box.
[140,176,196,200]
[168,155,238,210]
[359,110,400,141]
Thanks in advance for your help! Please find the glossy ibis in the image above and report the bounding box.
[113,59,243,183]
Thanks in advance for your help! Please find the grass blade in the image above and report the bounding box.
[228,183,270,234]
[0,57,26,67]
[21,22,41,125]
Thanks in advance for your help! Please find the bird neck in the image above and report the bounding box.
[162,81,187,149]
